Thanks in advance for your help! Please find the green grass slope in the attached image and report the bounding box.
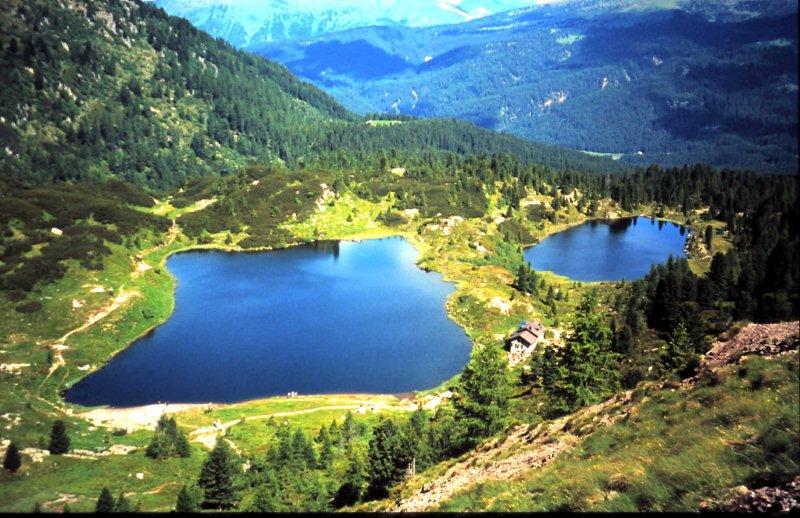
[417,348,800,512]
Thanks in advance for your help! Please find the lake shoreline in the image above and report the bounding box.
[54,201,719,426]
[64,233,471,408]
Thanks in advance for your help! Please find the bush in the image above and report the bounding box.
[14,300,42,313]
[5,290,26,302]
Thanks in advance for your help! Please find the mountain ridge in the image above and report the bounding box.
[247,0,799,173]
[0,0,620,189]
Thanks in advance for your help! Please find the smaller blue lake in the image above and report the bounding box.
[66,237,472,407]
[523,217,687,282]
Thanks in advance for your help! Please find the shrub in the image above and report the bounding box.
[14,300,42,313]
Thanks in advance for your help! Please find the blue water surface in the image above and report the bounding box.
[523,217,687,282]
[66,237,471,407]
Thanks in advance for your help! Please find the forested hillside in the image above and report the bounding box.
[0,0,617,190]
[252,1,799,173]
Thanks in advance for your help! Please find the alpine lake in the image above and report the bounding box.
[67,217,686,407]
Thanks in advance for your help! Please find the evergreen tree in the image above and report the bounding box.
[3,441,22,472]
[515,263,539,295]
[145,433,170,460]
[248,486,279,512]
[542,290,621,415]
[453,343,512,448]
[317,427,334,469]
[341,412,358,445]
[704,225,714,251]
[333,451,367,508]
[48,420,70,454]
[659,321,694,373]
[175,432,191,458]
[404,408,433,471]
[197,437,240,510]
[146,415,190,459]
[95,487,115,513]
[366,418,412,498]
[114,492,131,513]
[175,485,202,513]
[291,429,317,470]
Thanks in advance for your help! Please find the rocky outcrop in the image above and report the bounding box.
[701,321,799,370]
[393,391,633,512]
[703,476,800,513]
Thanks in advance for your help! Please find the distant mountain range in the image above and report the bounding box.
[242,0,798,173]
[1,0,617,188]
[151,0,533,47]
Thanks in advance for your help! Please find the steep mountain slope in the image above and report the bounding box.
[251,0,799,173]
[0,0,619,189]
[369,322,799,512]
[0,0,349,188]
[151,0,533,47]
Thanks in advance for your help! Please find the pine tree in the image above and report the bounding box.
[453,343,512,448]
[366,418,412,498]
[516,263,539,295]
[175,485,202,513]
[291,429,316,470]
[404,408,432,471]
[3,441,22,472]
[659,322,694,373]
[704,225,713,251]
[114,492,131,513]
[248,486,279,512]
[333,452,366,508]
[48,420,70,454]
[342,411,357,445]
[197,437,239,510]
[318,428,334,470]
[175,431,191,458]
[145,433,170,460]
[95,487,115,513]
[543,290,621,415]
[146,415,190,459]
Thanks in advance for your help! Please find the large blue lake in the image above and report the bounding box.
[523,217,687,282]
[66,237,472,407]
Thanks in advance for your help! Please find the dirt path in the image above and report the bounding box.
[132,220,179,278]
[42,220,177,382]
[42,290,139,382]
